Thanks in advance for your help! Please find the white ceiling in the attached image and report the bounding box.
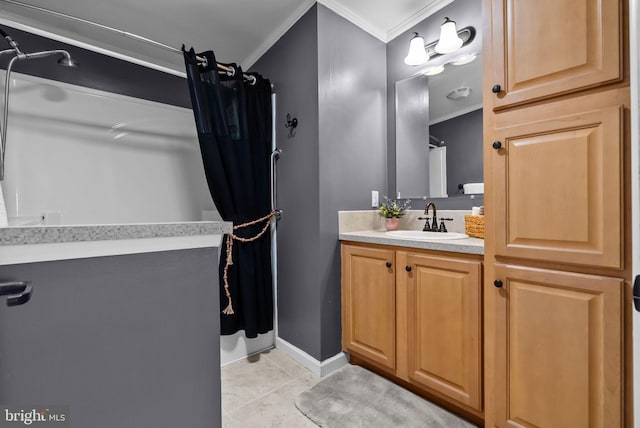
[0,0,452,75]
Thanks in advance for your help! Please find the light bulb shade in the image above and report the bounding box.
[424,65,445,76]
[435,18,463,54]
[449,53,477,65]
[404,33,429,66]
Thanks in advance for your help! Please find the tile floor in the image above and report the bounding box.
[221,347,321,428]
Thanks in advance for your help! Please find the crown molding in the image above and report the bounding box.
[317,0,387,42]
[242,0,317,69]
[386,0,454,42]
[318,0,453,43]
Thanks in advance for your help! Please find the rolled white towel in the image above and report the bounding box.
[463,183,484,194]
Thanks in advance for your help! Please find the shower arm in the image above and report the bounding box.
[18,49,73,61]
[0,55,18,181]
[0,49,75,180]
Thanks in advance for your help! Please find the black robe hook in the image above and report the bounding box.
[285,113,298,138]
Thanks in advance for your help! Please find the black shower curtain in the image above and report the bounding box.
[183,48,273,338]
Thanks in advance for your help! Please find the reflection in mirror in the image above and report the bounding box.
[395,74,429,199]
[395,53,483,199]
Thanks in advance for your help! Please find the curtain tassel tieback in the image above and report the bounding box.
[222,210,277,315]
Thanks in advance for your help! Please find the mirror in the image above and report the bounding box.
[395,53,483,199]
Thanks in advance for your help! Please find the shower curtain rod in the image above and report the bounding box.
[0,0,256,83]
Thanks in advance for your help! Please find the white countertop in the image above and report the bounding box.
[0,221,232,265]
[0,221,231,245]
[338,210,484,255]
[339,229,484,255]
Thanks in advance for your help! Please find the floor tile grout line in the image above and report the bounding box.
[228,351,311,385]
[221,358,298,414]
[262,351,316,380]
[223,377,300,417]
[224,348,312,380]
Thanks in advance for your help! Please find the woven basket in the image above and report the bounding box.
[465,215,484,239]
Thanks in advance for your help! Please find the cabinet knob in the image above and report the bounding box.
[405,266,412,272]
[494,280,503,288]
[386,261,392,268]
[492,141,502,150]
[491,84,502,94]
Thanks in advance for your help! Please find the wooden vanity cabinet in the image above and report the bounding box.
[488,0,623,110]
[341,242,483,414]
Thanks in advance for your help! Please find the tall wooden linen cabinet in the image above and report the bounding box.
[482,0,631,426]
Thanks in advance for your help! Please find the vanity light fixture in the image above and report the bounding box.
[404,33,430,65]
[403,20,476,67]
[435,17,463,54]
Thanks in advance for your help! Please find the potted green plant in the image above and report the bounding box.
[378,197,410,231]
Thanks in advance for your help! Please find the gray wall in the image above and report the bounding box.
[251,4,387,361]
[251,6,322,358]
[429,108,483,196]
[317,4,387,359]
[386,0,483,209]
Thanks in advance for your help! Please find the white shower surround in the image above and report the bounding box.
[1,71,213,225]
[0,71,273,364]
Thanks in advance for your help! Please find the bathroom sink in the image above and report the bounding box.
[385,230,469,241]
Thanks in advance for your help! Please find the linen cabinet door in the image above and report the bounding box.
[487,0,623,110]
[341,244,396,371]
[491,94,624,268]
[492,263,622,428]
[404,253,482,410]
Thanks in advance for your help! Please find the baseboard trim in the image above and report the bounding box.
[275,337,348,377]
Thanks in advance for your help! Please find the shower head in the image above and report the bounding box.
[58,55,78,67]
[19,50,78,68]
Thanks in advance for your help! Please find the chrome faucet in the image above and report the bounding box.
[420,202,438,231]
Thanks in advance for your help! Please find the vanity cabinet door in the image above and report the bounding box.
[491,91,624,268]
[404,253,482,410]
[341,244,396,371]
[492,263,622,428]
[487,0,622,110]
